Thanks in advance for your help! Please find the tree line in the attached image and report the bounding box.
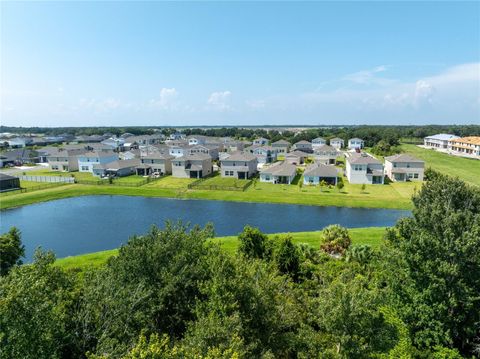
[0,173,479,358]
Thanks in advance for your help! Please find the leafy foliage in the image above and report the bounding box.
[0,227,25,275]
[320,224,352,255]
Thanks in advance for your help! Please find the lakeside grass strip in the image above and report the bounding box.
[55,227,387,271]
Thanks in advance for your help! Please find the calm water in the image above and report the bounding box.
[0,196,410,261]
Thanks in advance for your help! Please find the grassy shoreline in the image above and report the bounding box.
[55,227,387,270]
[0,181,414,210]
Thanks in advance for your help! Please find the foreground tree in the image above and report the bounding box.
[275,235,301,281]
[77,222,215,357]
[384,173,480,355]
[0,227,25,275]
[0,250,76,359]
[320,224,352,256]
[237,225,273,260]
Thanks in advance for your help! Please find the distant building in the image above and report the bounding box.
[271,139,290,154]
[329,138,344,150]
[137,153,174,176]
[348,138,364,150]
[423,134,459,149]
[292,140,313,153]
[384,154,425,182]
[448,136,480,156]
[313,145,338,165]
[312,137,327,150]
[253,137,269,146]
[93,159,141,177]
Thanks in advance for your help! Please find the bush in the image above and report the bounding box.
[320,225,352,255]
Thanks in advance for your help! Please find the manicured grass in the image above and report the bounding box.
[55,227,387,271]
[399,144,480,187]
[112,175,147,184]
[144,175,196,189]
[26,169,101,181]
[194,174,250,189]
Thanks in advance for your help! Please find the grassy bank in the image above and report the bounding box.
[400,144,480,187]
[55,227,387,270]
[0,178,415,210]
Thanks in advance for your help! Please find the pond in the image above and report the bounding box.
[0,195,410,261]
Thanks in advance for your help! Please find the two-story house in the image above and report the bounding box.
[172,153,213,178]
[348,138,364,150]
[187,135,208,146]
[329,137,344,150]
[188,144,220,160]
[253,137,269,146]
[384,154,425,182]
[77,150,118,173]
[312,137,327,150]
[47,148,87,172]
[345,152,384,184]
[168,145,188,158]
[252,146,277,164]
[313,144,338,165]
[448,136,480,157]
[137,153,174,176]
[220,151,258,179]
[271,140,291,154]
[292,140,313,153]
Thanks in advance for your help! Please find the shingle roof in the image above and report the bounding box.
[176,153,212,161]
[272,139,290,145]
[330,137,344,142]
[304,163,339,177]
[294,140,311,145]
[260,161,297,177]
[347,153,381,165]
[94,159,141,170]
[222,151,257,162]
[384,153,424,163]
[314,144,337,153]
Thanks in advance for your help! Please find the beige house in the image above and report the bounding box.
[172,153,213,178]
[259,161,297,184]
[137,153,174,176]
[46,148,87,172]
[220,151,258,179]
[384,154,425,182]
[448,136,480,157]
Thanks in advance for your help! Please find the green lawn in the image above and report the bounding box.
[112,175,147,184]
[399,144,480,187]
[26,169,101,181]
[55,227,387,271]
[194,174,250,189]
[143,175,196,189]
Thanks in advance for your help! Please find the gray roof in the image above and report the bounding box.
[272,139,290,145]
[81,150,116,158]
[314,144,337,153]
[261,161,297,177]
[349,138,363,142]
[285,150,307,158]
[304,163,339,178]
[424,133,459,141]
[330,137,344,142]
[347,153,381,165]
[94,159,141,170]
[141,152,174,160]
[294,140,311,145]
[175,153,212,161]
[222,151,257,162]
[312,137,326,142]
[384,153,424,163]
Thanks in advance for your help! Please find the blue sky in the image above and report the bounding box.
[1,1,479,127]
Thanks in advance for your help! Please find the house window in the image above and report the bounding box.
[81,166,89,171]
[413,173,419,179]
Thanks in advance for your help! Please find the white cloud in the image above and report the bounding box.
[342,65,393,86]
[414,80,435,106]
[150,87,179,110]
[207,91,232,111]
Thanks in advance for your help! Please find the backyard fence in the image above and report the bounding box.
[0,182,71,197]
[75,176,162,187]
[188,176,254,192]
[20,175,75,183]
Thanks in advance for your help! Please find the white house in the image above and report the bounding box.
[423,134,459,149]
[312,137,327,150]
[187,135,207,146]
[348,138,364,150]
[253,137,269,146]
[345,152,384,184]
[329,138,344,150]
[292,140,313,153]
[77,150,118,173]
